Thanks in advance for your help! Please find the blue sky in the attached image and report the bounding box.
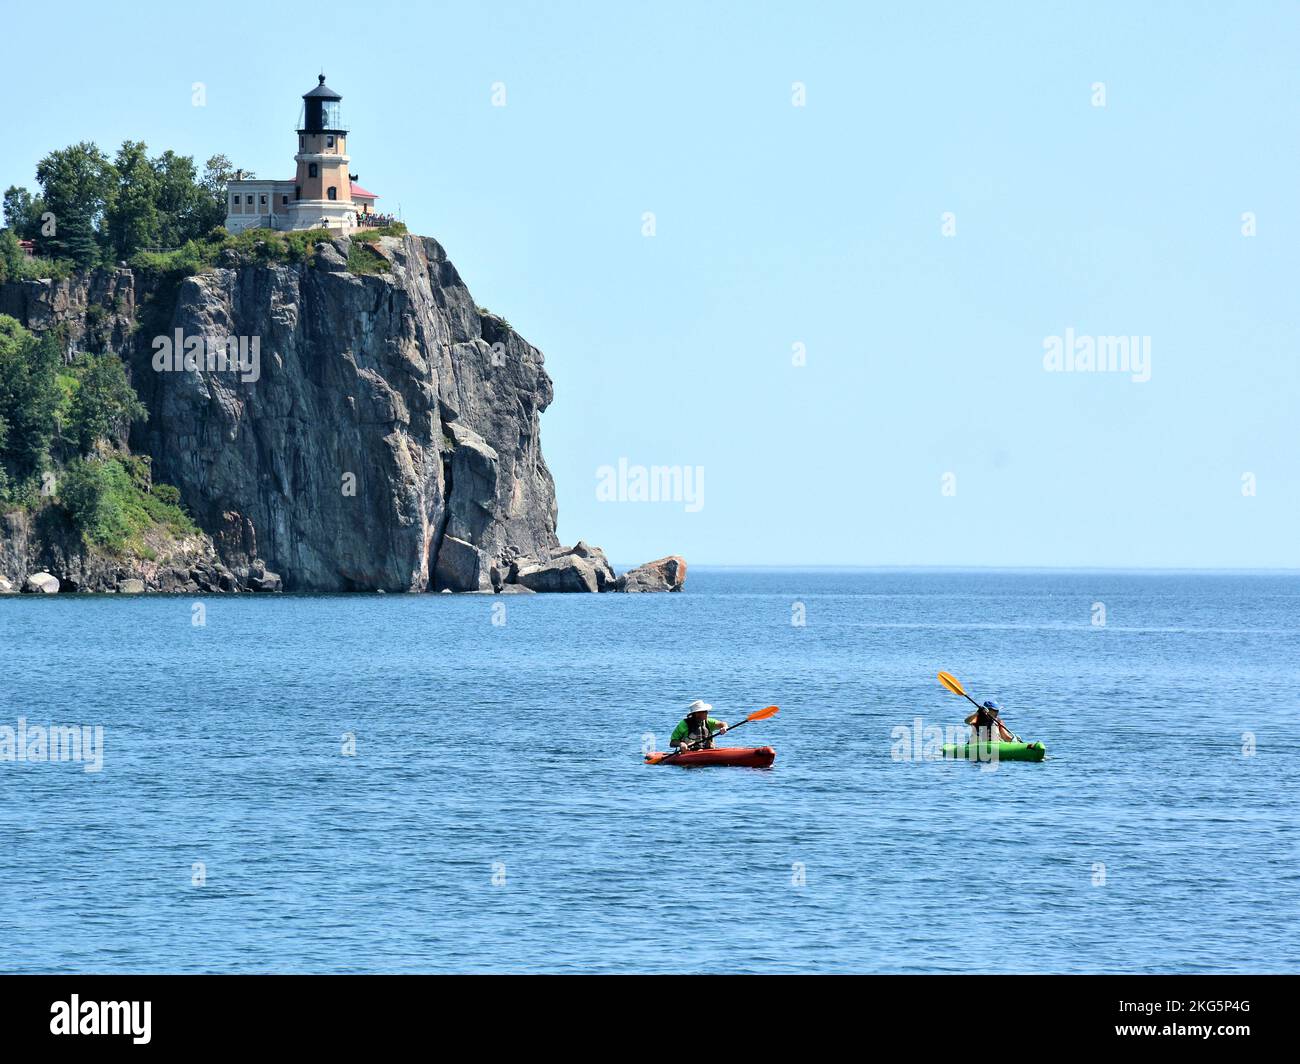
[4,1,1297,568]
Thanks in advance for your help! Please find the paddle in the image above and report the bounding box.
[936,671,1021,742]
[648,705,779,762]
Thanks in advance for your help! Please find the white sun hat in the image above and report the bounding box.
[686,700,712,715]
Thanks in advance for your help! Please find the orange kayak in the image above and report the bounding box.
[645,746,776,768]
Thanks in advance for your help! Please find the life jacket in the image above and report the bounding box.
[684,718,715,749]
[969,712,1008,743]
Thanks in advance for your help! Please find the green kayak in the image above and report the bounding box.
[941,741,1045,763]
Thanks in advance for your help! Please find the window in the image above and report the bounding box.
[281,195,289,205]
[327,186,337,201]
[295,186,301,200]
[260,195,267,205]
[308,163,318,178]
[327,135,334,148]
[232,195,240,205]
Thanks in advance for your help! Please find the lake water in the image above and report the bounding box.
[2,569,1297,973]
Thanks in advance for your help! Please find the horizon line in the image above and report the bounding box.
[614,563,1300,575]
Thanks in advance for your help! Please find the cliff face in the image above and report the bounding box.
[0,267,138,356]
[1,232,686,595]
[132,234,559,591]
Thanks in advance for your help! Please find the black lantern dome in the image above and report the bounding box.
[299,75,345,135]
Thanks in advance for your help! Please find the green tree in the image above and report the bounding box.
[3,185,46,239]
[65,352,148,453]
[0,315,62,480]
[34,142,116,268]
[0,229,24,283]
[198,154,248,233]
[104,141,160,260]
[152,151,206,248]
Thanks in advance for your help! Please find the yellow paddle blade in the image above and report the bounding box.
[937,671,966,697]
[747,705,780,722]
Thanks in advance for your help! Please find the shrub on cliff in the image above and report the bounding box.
[59,456,196,551]
[128,238,218,279]
[354,222,407,239]
[58,457,128,546]
[346,241,390,275]
[128,227,331,280]
[225,227,327,265]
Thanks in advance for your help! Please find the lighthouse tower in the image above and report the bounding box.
[287,75,355,230]
[223,74,381,234]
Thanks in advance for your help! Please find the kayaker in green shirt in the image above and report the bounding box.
[965,700,1015,743]
[670,700,729,751]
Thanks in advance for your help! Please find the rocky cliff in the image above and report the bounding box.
[0,233,686,594]
[135,233,561,592]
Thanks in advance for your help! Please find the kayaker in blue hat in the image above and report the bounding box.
[670,700,729,751]
[966,700,1015,743]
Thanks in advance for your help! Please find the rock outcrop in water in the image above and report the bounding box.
[0,233,684,594]
[617,555,687,592]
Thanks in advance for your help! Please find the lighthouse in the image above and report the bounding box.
[289,75,354,229]
[224,74,380,234]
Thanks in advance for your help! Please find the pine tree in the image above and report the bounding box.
[34,142,116,269]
